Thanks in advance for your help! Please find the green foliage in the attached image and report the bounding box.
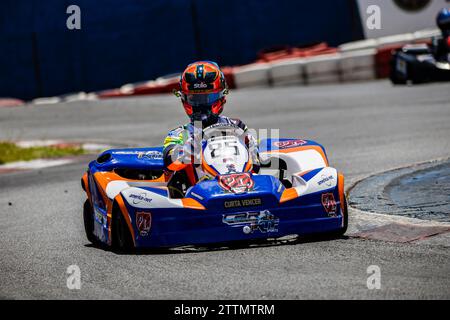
[0,142,84,165]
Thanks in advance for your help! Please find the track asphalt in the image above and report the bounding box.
[1,80,449,299]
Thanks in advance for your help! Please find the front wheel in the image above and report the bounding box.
[390,71,407,85]
[83,199,97,244]
[112,204,134,252]
[390,56,407,84]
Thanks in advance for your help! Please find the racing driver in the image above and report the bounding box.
[433,8,450,62]
[163,61,260,197]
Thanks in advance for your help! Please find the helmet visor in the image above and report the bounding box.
[184,91,223,107]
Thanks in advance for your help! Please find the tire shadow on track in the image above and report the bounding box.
[84,234,350,256]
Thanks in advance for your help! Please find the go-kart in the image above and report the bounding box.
[390,42,450,84]
[81,124,347,250]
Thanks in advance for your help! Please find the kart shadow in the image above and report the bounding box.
[85,234,350,255]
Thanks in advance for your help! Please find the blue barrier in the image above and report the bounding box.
[193,0,363,65]
[0,0,363,100]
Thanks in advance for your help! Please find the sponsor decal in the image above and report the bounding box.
[129,193,153,205]
[274,139,307,149]
[138,150,163,160]
[222,210,279,234]
[136,211,152,236]
[317,174,334,187]
[224,198,262,209]
[193,82,208,89]
[112,151,141,155]
[219,173,254,194]
[225,163,237,173]
[190,191,204,200]
[113,150,162,158]
[242,225,252,234]
[203,122,241,131]
[321,193,337,216]
[93,207,106,225]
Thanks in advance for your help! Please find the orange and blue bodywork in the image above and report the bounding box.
[81,139,346,248]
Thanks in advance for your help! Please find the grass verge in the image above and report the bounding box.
[0,141,85,165]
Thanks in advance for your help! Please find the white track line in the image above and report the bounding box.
[0,158,75,170]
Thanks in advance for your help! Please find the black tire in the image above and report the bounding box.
[336,195,348,237]
[339,195,348,236]
[83,199,97,244]
[390,71,407,85]
[410,63,432,84]
[390,55,407,85]
[112,204,134,252]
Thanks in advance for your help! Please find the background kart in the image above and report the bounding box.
[81,138,347,251]
[390,43,450,84]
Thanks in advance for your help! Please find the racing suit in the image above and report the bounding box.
[163,115,260,184]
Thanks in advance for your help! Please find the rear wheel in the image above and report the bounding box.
[336,195,348,236]
[83,199,97,244]
[339,195,348,235]
[112,204,134,252]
